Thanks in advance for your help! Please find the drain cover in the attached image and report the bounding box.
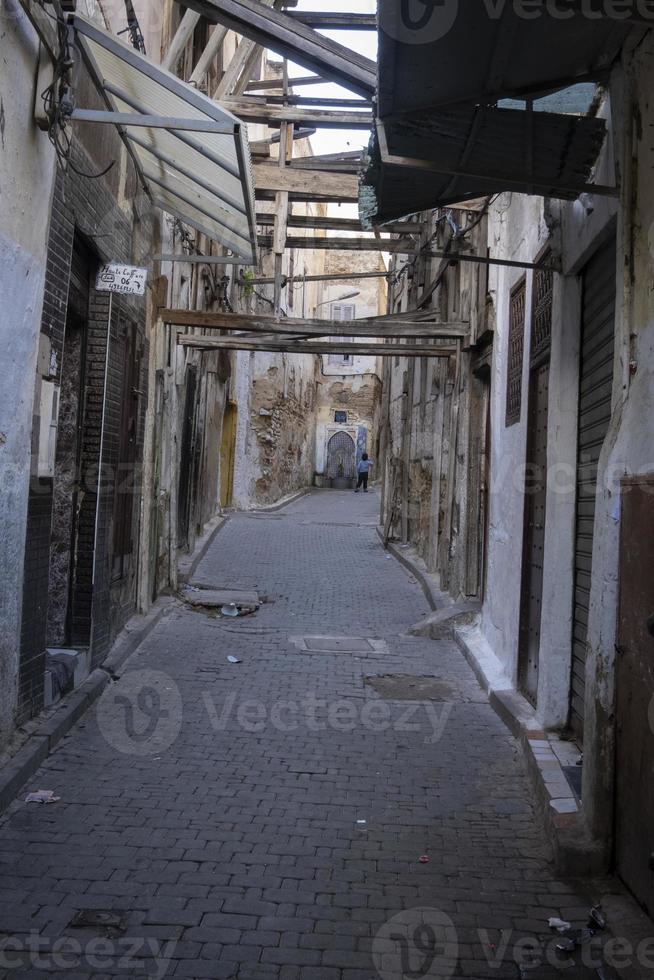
[364,675,456,701]
[70,910,128,935]
[305,637,373,653]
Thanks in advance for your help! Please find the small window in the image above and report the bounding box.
[505,278,526,427]
[334,411,347,424]
[330,302,356,321]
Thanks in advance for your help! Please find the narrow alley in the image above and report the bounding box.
[0,492,635,979]
[3,2,654,977]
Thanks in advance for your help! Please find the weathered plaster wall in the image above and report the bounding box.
[479,90,620,744]
[233,352,318,507]
[0,8,57,743]
[571,51,654,839]
[315,374,382,478]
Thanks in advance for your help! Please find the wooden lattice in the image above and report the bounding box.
[505,278,526,427]
[531,261,553,364]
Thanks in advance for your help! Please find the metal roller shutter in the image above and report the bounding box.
[570,236,616,738]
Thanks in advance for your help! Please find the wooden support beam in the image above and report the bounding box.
[283,151,362,173]
[286,11,376,29]
[178,335,456,357]
[231,94,370,109]
[217,99,373,128]
[18,0,61,61]
[259,236,416,253]
[256,214,422,235]
[162,9,201,71]
[253,165,359,201]
[159,309,469,339]
[175,0,376,97]
[214,38,260,97]
[246,75,324,91]
[189,25,228,86]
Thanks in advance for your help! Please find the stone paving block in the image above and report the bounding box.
[0,492,632,979]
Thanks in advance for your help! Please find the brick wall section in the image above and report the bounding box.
[18,137,149,722]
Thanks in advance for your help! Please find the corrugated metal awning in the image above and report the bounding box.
[360,104,610,226]
[377,4,636,117]
[72,15,257,263]
[360,3,634,224]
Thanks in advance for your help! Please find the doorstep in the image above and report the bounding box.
[0,595,175,817]
[454,623,607,876]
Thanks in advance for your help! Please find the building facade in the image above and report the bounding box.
[376,27,654,906]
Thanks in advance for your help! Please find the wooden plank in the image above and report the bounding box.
[159,309,469,339]
[259,236,416,253]
[253,165,359,199]
[286,11,376,29]
[162,9,201,71]
[214,38,260,98]
[18,0,61,61]
[229,94,370,108]
[246,75,324,91]
[176,0,376,97]
[177,335,456,357]
[217,99,373,128]
[189,25,229,86]
[284,151,362,173]
[256,214,422,235]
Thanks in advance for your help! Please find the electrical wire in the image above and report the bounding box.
[39,2,115,180]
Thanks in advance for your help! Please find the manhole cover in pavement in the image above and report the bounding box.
[305,637,374,653]
[365,675,456,700]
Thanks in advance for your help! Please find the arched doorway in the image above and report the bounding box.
[326,431,356,489]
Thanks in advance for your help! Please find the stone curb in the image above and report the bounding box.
[454,629,607,876]
[178,515,227,584]
[375,527,442,610]
[378,532,606,876]
[0,596,173,816]
[248,486,310,513]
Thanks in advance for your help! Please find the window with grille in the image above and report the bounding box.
[330,303,356,321]
[505,278,526,427]
[328,304,355,364]
[530,258,553,365]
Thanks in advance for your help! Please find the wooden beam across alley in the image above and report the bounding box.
[177,335,457,357]
[252,165,359,201]
[258,235,417,253]
[218,100,373,129]
[255,214,423,235]
[159,309,470,340]
[176,0,376,97]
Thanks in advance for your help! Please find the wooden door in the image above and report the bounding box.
[615,476,654,915]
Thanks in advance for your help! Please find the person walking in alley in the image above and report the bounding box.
[355,453,373,492]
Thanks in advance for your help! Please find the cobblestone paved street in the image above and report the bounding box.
[0,492,628,979]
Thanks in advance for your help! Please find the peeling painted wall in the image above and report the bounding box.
[0,7,57,744]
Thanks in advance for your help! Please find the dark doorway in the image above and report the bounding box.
[178,365,198,548]
[570,235,617,738]
[518,264,553,706]
[615,476,654,916]
[112,319,142,581]
[46,238,91,648]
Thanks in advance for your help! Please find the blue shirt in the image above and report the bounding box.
[357,459,373,474]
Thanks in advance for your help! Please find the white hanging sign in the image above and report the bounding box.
[96,263,147,296]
